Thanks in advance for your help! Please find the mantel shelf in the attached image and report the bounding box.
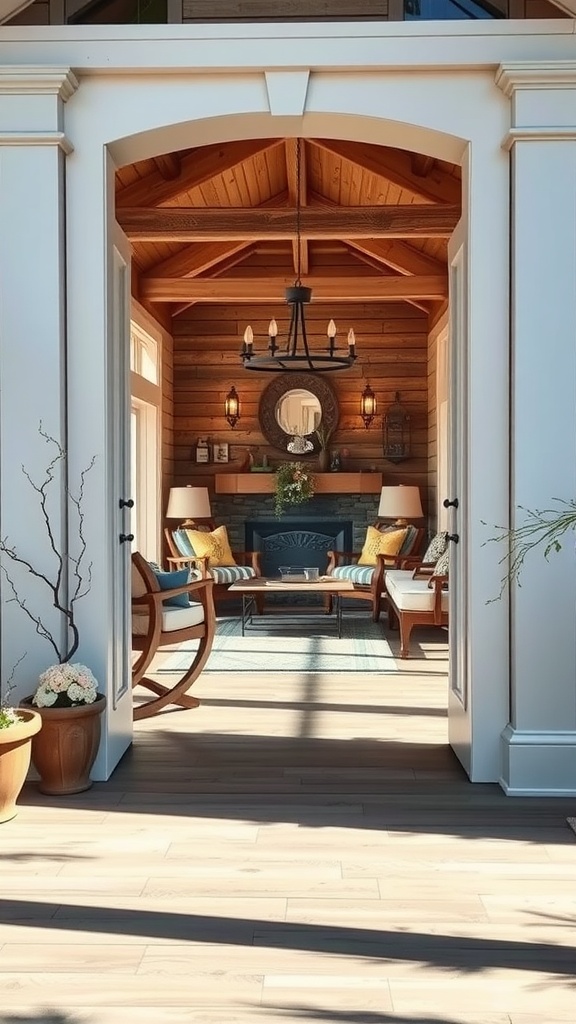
[214,472,382,495]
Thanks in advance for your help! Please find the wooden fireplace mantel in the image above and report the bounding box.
[214,472,382,495]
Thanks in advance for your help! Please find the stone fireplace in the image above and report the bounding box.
[245,518,353,579]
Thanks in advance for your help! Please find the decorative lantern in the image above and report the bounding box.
[383,391,411,463]
[224,386,240,429]
[360,383,377,428]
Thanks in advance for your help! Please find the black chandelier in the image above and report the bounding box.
[240,138,358,373]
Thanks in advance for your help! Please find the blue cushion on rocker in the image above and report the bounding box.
[210,565,256,584]
[154,567,191,608]
[332,564,375,586]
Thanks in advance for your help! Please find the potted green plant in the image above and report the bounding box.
[0,426,106,796]
[0,657,42,823]
[274,462,315,517]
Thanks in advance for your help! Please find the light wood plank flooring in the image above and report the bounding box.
[2,627,576,1024]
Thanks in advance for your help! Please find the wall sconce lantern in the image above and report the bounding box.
[224,386,240,429]
[360,383,377,428]
[383,391,411,463]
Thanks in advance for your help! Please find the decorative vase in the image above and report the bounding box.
[20,694,106,795]
[0,709,42,823]
[318,448,330,472]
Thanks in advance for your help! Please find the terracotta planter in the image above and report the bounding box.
[0,709,42,823]
[20,695,106,796]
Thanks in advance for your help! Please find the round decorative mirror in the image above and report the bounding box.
[259,373,339,454]
[275,389,322,437]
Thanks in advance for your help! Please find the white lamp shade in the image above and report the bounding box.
[377,485,423,521]
[166,486,212,520]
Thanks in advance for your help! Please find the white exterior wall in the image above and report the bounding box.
[498,63,576,795]
[0,25,575,791]
[0,70,75,690]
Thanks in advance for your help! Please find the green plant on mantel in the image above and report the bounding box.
[484,498,576,601]
[274,462,315,518]
[314,423,333,451]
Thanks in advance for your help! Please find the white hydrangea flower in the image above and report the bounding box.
[34,662,98,707]
[33,686,58,708]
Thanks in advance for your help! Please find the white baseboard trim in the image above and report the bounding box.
[500,725,576,796]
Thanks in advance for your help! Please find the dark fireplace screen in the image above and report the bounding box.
[245,519,353,580]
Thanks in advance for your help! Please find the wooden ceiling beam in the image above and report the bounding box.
[285,138,308,277]
[153,153,182,180]
[118,205,460,241]
[141,274,448,303]
[344,249,431,314]
[116,138,283,209]
[411,154,435,178]
[310,138,461,206]
[143,191,290,279]
[345,237,445,277]
[144,241,254,280]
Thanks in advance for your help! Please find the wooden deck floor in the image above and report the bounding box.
[2,631,576,1024]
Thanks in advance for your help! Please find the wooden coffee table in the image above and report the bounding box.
[228,576,355,639]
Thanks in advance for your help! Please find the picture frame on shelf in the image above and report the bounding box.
[213,442,229,464]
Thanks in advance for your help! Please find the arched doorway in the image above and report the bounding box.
[61,69,509,782]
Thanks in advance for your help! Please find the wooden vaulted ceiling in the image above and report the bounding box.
[116,137,461,322]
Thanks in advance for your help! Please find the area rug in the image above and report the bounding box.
[159,611,397,673]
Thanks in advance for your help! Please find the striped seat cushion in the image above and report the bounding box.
[210,565,256,584]
[332,564,374,586]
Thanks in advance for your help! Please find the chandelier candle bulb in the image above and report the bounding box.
[327,319,337,356]
[242,326,254,357]
[348,329,356,357]
[268,318,278,354]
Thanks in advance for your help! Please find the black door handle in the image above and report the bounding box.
[447,534,459,544]
[119,533,134,544]
[119,498,134,509]
[443,498,459,509]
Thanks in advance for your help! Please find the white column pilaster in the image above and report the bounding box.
[0,67,78,696]
[497,62,576,795]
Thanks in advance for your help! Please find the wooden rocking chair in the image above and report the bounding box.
[131,551,216,721]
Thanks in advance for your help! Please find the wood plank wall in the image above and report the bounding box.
[171,299,430,515]
[427,329,438,534]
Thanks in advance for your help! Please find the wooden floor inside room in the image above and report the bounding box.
[3,638,576,1024]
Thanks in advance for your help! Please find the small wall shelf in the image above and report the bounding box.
[214,472,382,495]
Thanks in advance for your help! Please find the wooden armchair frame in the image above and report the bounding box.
[386,571,449,658]
[164,525,262,610]
[325,525,425,622]
[131,551,216,721]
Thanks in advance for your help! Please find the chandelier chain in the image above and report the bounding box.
[295,137,302,286]
[240,134,357,372]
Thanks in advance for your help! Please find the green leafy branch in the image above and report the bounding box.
[483,498,576,602]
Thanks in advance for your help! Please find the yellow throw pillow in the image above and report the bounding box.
[185,525,236,568]
[358,526,408,566]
